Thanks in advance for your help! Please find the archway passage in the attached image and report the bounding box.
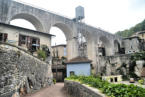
[98,36,112,56]
[114,40,121,54]
[9,13,44,32]
[50,23,72,82]
[50,27,66,46]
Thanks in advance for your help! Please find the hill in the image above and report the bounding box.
[115,19,145,37]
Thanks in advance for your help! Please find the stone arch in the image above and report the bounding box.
[50,22,77,59]
[98,36,112,56]
[114,40,121,54]
[9,13,44,32]
[51,22,73,41]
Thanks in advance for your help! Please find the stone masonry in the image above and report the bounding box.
[64,80,106,97]
[0,44,53,97]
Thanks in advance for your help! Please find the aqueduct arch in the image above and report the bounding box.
[0,0,123,72]
[50,22,78,59]
[51,23,73,41]
[9,13,44,32]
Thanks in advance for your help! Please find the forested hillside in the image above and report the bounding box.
[116,19,145,37]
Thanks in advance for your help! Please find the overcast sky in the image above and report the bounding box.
[11,0,145,45]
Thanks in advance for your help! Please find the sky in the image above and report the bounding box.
[11,0,145,45]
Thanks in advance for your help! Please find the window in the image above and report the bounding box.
[115,77,118,82]
[64,47,67,56]
[70,71,75,76]
[0,33,3,41]
[110,78,113,82]
[0,33,8,42]
[98,47,106,56]
[19,35,27,45]
[19,34,40,52]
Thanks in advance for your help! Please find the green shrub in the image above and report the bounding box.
[131,51,145,61]
[53,79,56,84]
[37,49,46,60]
[138,79,144,85]
[65,76,145,97]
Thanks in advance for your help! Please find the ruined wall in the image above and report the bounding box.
[98,54,131,76]
[123,38,141,54]
[0,44,53,97]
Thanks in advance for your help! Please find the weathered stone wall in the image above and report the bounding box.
[0,44,53,97]
[64,80,106,97]
[98,54,131,76]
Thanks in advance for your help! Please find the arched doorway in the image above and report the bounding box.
[98,36,112,56]
[114,40,121,54]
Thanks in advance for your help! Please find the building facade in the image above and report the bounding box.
[66,56,91,77]
[0,23,54,52]
[51,44,67,58]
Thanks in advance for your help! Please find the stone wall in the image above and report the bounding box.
[98,54,131,76]
[0,44,53,97]
[64,80,106,97]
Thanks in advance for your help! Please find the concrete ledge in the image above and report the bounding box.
[64,80,107,97]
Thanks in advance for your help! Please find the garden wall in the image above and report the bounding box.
[64,80,107,97]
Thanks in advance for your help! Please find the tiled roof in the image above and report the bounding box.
[0,23,55,36]
[138,31,145,34]
[141,67,145,77]
[66,56,92,64]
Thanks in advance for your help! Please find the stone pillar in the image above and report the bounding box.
[0,0,11,23]
[67,38,78,60]
[87,39,97,74]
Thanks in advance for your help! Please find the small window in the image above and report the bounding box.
[70,71,75,76]
[110,78,113,82]
[0,33,8,42]
[115,77,118,82]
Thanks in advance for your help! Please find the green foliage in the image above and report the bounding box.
[37,49,46,60]
[41,45,48,51]
[53,79,56,84]
[131,51,145,61]
[66,75,145,97]
[41,45,50,57]
[116,19,145,37]
[61,56,67,65]
[138,79,144,85]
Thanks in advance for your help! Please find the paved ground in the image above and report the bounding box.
[22,83,70,97]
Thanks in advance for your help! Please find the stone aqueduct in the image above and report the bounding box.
[0,0,122,73]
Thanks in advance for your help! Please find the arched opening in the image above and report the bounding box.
[10,19,36,30]
[9,13,44,32]
[98,36,111,56]
[114,40,121,54]
[50,23,72,82]
[50,27,66,46]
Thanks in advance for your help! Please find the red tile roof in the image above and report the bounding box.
[66,56,92,64]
